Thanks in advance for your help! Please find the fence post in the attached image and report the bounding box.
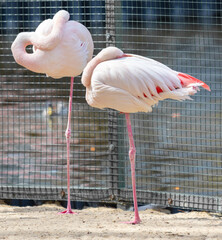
[105,0,119,200]
[105,0,115,47]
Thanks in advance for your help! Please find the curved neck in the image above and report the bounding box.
[81,47,124,87]
[31,22,63,51]
[31,10,69,50]
[11,32,43,73]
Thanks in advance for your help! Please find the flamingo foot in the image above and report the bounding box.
[122,218,141,225]
[58,209,78,214]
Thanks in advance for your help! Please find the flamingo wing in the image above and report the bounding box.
[85,54,209,113]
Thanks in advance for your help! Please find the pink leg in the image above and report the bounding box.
[123,113,141,224]
[59,77,77,215]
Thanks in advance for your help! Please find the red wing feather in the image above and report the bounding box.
[178,73,211,91]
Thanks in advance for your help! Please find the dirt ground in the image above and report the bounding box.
[0,201,221,240]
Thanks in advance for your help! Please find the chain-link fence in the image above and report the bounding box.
[0,0,221,212]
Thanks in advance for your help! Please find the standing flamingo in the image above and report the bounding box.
[11,10,94,214]
[81,46,210,224]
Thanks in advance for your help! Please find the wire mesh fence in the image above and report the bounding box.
[0,0,222,212]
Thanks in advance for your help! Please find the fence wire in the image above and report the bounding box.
[0,1,222,212]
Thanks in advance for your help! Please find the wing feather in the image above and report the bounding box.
[86,55,188,113]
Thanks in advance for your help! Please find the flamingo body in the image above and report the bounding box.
[83,47,210,113]
[11,10,93,78]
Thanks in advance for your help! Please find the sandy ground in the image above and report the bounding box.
[0,201,221,240]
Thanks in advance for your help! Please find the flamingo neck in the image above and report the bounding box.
[81,47,124,87]
[11,32,43,73]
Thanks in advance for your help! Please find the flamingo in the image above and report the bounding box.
[81,46,210,224]
[11,10,94,214]
[11,10,210,224]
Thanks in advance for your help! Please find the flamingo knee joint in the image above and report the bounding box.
[65,128,71,139]
[129,147,136,162]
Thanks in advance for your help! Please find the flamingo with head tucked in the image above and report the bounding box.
[11,10,210,224]
[11,10,94,214]
[81,46,210,224]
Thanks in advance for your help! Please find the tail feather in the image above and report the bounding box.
[178,73,211,91]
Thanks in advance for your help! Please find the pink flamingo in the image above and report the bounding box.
[11,10,210,224]
[11,10,94,214]
[81,46,210,224]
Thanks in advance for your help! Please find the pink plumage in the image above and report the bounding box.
[82,47,210,113]
[11,10,93,78]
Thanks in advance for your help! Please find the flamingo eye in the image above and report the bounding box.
[26,45,34,54]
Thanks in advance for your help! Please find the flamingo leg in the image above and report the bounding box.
[59,77,77,214]
[123,113,141,224]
